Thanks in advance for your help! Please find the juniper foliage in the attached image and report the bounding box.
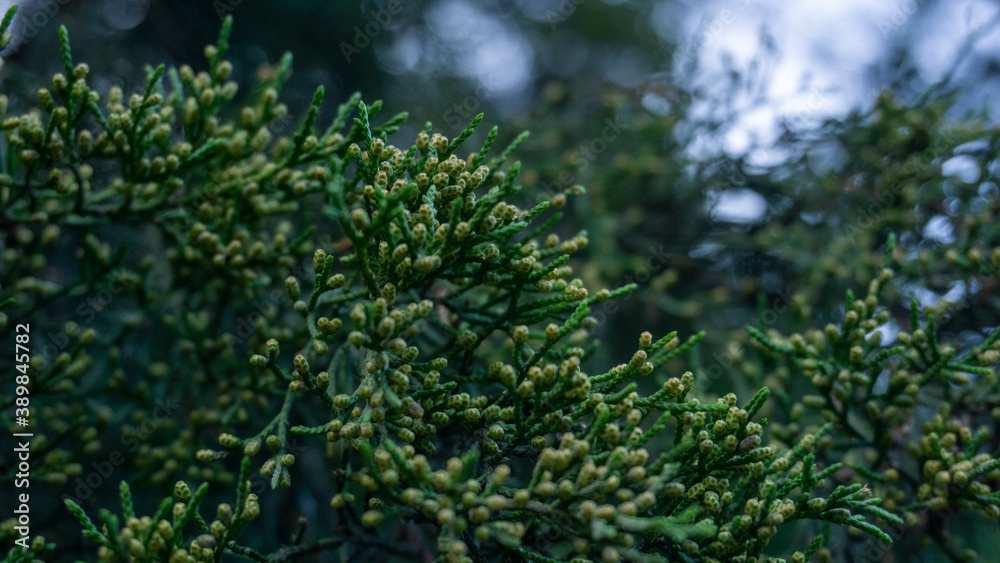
[2,9,999,563]
[518,74,1000,560]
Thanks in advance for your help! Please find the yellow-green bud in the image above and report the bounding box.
[174,481,191,501]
